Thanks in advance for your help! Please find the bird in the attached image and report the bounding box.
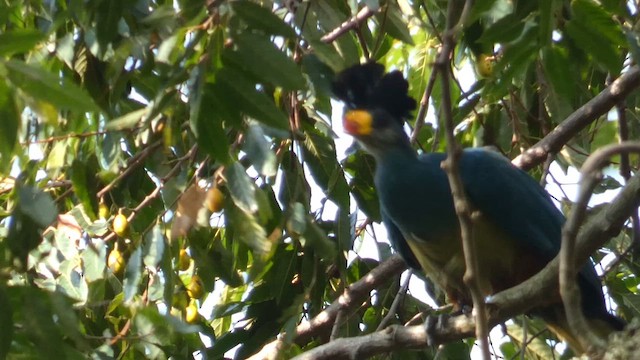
[332,62,624,354]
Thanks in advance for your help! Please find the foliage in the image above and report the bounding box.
[0,0,639,359]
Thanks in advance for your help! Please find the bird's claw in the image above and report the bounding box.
[423,313,450,347]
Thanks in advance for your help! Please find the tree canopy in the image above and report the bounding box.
[1,0,640,359]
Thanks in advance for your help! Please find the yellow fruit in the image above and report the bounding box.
[108,248,125,275]
[185,300,199,323]
[186,275,204,299]
[99,202,109,220]
[113,211,128,237]
[475,53,495,78]
[206,187,225,213]
[178,249,191,271]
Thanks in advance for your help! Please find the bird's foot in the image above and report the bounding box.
[423,313,450,347]
[423,304,474,346]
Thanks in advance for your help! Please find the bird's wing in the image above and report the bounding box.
[458,149,564,260]
[382,209,421,270]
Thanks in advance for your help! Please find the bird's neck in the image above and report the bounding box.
[369,141,418,170]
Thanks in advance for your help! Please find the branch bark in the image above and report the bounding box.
[246,255,406,360]
[292,169,640,359]
[512,66,640,170]
[559,142,640,353]
[320,6,379,44]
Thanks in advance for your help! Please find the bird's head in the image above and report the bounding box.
[332,63,416,153]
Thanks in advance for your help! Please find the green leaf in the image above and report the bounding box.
[343,151,381,221]
[192,82,231,164]
[301,123,350,209]
[226,33,306,90]
[380,4,414,45]
[335,208,353,253]
[106,108,148,130]
[57,260,89,303]
[123,246,142,303]
[17,289,66,359]
[227,205,270,256]
[538,0,559,45]
[0,80,19,173]
[625,29,640,66]
[287,202,307,237]
[243,123,277,177]
[82,239,106,282]
[70,160,98,220]
[278,150,311,209]
[478,14,525,45]
[215,68,289,130]
[4,60,100,113]
[232,2,296,38]
[0,29,45,56]
[19,186,57,228]
[225,162,258,214]
[565,0,624,73]
[143,225,165,268]
[303,220,336,261]
[0,287,12,360]
[95,0,124,50]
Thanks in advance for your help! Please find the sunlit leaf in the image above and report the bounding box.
[215,68,289,130]
[243,123,277,177]
[226,33,305,90]
[143,224,165,268]
[0,29,44,56]
[232,1,296,38]
[19,186,57,228]
[225,162,258,214]
[0,80,19,173]
[4,60,100,113]
[123,246,143,303]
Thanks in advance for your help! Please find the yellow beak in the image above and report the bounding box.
[343,110,373,136]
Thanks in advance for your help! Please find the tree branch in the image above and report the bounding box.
[246,255,407,360]
[436,0,490,358]
[291,168,640,359]
[320,6,379,44]
[559,142,640,353]
[512,66,640,170]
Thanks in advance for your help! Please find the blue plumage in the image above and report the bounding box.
[333,63,624,353]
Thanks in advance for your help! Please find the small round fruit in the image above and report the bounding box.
[475,53,495,78]
[185,300,199,323]
[113,211,128,237]
[206,187,225,213]
[108,248,125,275]
[186,275,204,299]
[178,249,191,271]
[99,202,109,220]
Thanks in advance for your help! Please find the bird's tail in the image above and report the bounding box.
[537,304,625,354]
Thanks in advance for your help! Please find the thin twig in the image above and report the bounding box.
[330,306,345,341]
[513,66,640,170]
[290,155,640,360]
[410,69,438,145]
[377,270,412,331]
[321,6,378,43]
[435,0,490,358]
[23,129,123,145]
[616,101,640,250]
[559,142,640,353]
[102,144,197,243]
[96,139,163,199]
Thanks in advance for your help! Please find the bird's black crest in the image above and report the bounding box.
[332,62,417,121]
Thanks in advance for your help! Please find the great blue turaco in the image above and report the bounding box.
[332,62,624,353]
